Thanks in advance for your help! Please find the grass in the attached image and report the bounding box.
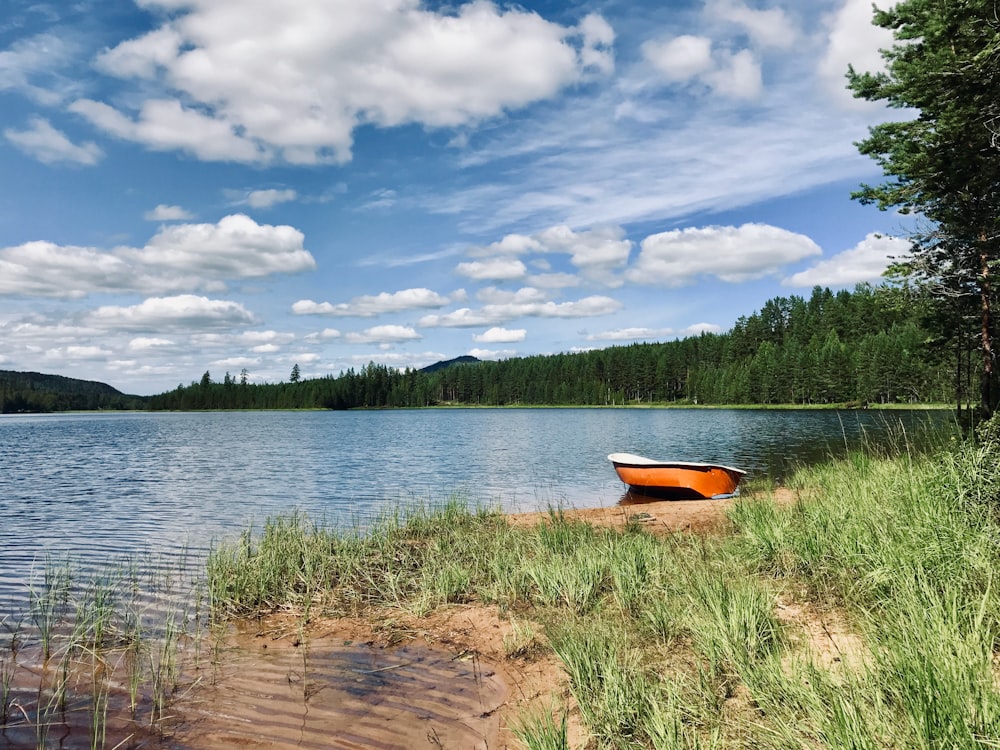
[5,416,995,748]
[200,415,1000,749]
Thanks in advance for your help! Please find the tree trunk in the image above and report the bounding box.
[979,240,994,419]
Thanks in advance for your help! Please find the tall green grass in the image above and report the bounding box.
[202,421,1000,749]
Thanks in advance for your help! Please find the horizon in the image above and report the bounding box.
[0,1,914,396]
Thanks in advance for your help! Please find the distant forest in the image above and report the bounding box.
[146,284,959,412]
[0,370,147,413]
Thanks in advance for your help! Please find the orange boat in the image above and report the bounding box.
[607,453,746,499]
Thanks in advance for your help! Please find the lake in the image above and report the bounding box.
[0,408,952,609]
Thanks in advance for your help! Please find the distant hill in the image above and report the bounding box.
[0,370,147,413]
[419,355,481,374]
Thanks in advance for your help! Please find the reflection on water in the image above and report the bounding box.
[0,408,954,608]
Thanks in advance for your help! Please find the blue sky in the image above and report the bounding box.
[0,0,914,396]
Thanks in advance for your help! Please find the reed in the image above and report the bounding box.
[512,704,569,750]
[0,552,203,749]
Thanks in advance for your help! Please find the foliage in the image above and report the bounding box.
[149,284,956,410]
[0,370,147,413]
[848,0,1000,416]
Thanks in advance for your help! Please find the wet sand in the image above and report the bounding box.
[2,490,799,749]
[159,490,800,749]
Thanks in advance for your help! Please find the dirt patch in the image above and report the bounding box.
[775,595,867,673]
[154,489,810,749]
[162,607,581,750]
[508,487,799,535]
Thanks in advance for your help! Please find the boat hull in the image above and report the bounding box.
[608,453,745,499]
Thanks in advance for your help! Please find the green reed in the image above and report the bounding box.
[1,552,205,748]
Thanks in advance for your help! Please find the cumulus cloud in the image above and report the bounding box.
[783,233,911,287]
[344,324,422,344]
[130,215,316,280]
[468,347,518,360]
[627,223,822,286]
[4,117,103,164]
[69,98,266,162]
[0,241,140,299]
[0,214,317,299]
[707,0,799,50]
[473,326,526,343]
[86,294,258,331]
[292,288,454,317]
[643,36,761,99]
[467,224,631,285]
[419,294,622,328]
[74,0,610,164]
[144,204,194,221]
[476,286,550,305]
[455,258,528,281]
[818,0,898,106]
[642,35,714,82]
[702,49,762,99]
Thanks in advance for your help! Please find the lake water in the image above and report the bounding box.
[0,408,952,609]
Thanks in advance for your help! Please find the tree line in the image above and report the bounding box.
[146,284,956,411]
[0,370,146,413]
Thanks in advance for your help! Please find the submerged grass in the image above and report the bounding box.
[0,555,206,748]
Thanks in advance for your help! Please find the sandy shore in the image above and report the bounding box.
[163,490,801,749]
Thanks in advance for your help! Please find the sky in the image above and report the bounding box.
[0,0,916,396]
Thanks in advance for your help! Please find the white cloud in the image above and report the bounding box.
[70,98,267,162]
[468,347,518,360]
[0,33,80,105]
[420,294,622,328]
[455,258,528,281]
[642,35,714,82]
[144,204,194,221]
[76,0,609,164]
[588,322,722,342]
[703,49,762,99]
[0,214,315,298]
[783,233,911,287]
[818,0,898,106]
[528,272,581,289]
[642,36,760,99]
[4,117,103,164]
[292,288,453,317]
[577,13,616,75]
[473,327,526,343]
[707,0,799,50]
[128,337,176,351]
[126,214,316,280]
[45,345,114,361]
[476,286,549,305]
[628,223,822,286]
[246,189,298,208]
[86,295,258,331]
[344,325,422,344]
[588,327,676,342]
[466,225,631,285]
[0,241,137,298]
